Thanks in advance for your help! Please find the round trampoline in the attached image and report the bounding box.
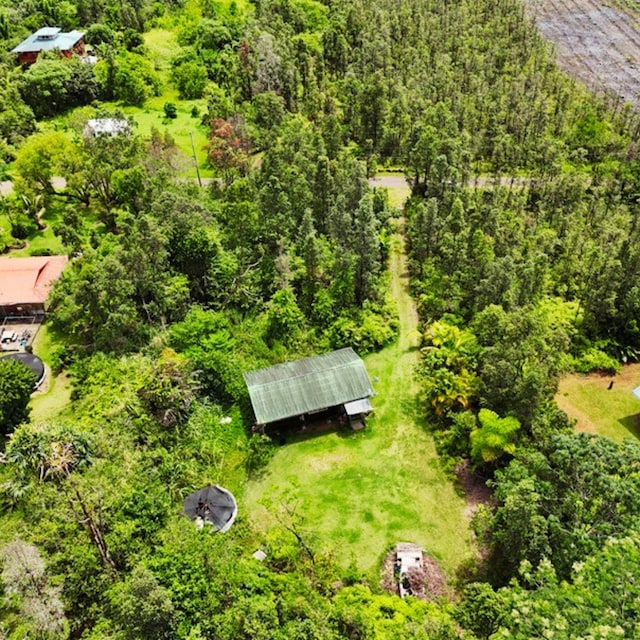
[183,485,238,533]
[0,352,46,389]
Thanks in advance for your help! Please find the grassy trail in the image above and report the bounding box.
[244,213,474,577]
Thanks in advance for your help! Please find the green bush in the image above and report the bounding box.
[246,433,276,473]
[567,348,621,375]
[163,102,178,119]
[327,308,398,353]
[173,62,208,100]
[30,247,53,256]
[10,213,37,239]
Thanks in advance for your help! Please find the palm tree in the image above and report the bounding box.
[422,320,478,371]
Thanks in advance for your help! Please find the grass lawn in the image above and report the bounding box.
[243,230,474,577]
[144,28,182,83]
[29,324,73,423]
[117,97,211,180]
[30,372,72,423]
[0,206,65,257]
[556,363,640,442]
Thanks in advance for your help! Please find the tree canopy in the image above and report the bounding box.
[2,0,640,637]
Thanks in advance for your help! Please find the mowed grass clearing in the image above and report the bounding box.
[556,363,640,442]
[112,28,212,179]
[37,27,212,180]
[243,232,474,576]
[29,325,73,423]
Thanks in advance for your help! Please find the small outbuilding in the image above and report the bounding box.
[395,543,425,598]
[11,27,85,65]
[84,118,130,138]
[243,347,375,430]
[0,256,68,319]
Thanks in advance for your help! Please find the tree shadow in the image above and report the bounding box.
[618,414,640,440]
[400,394,428,427]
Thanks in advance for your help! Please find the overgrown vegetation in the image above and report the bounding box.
[1,0,640,637]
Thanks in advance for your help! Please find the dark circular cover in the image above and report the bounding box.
[183,485,238,532]
[0,352,45,388]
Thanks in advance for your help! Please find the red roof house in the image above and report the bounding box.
[0,255,68,317]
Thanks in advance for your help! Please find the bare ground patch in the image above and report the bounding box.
[455,459,495,520]
[380,550,448,600]
[526,0,640,104]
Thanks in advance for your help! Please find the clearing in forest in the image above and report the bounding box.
[527,0,640,105]
[556,363,640,442]
[243,218,474,576]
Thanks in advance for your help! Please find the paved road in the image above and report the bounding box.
[1,173,530,197]
[368,175,410,189]
[0,177,68,196]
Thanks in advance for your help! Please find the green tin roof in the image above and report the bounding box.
[243,347,374,425]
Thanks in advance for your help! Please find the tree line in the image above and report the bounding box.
[2,0,640,638]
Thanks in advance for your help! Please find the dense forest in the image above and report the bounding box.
[2,0,640,638]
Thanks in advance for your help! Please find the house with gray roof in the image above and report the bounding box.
[11,27,85,65]
[244,347,375,431]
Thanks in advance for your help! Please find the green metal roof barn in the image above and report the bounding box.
[243,347,374,425]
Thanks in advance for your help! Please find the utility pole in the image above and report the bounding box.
[189,131,202,188]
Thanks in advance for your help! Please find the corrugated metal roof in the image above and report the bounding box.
[244,347,374,424]
[11,28,84,54]
[344,398,373,415]
[84,118,130,137]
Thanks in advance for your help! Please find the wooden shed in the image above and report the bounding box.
[243,347,374,429]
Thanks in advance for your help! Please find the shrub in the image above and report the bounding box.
[84,23,115,46]
[10,214,37,239]
[163,102,178,119]
[246,433,276,473]
[173,62,208,100]
[567,348,621,375]
[327,308,398,353]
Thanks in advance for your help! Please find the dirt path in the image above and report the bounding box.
[390,225,421,351]
[526,0,640,105]
[375,182,493,518]
[244,178,475,573]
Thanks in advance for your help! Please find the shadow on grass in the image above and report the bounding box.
[400,394,429,428]
[618,414,640,440]
[283,425,365,445]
